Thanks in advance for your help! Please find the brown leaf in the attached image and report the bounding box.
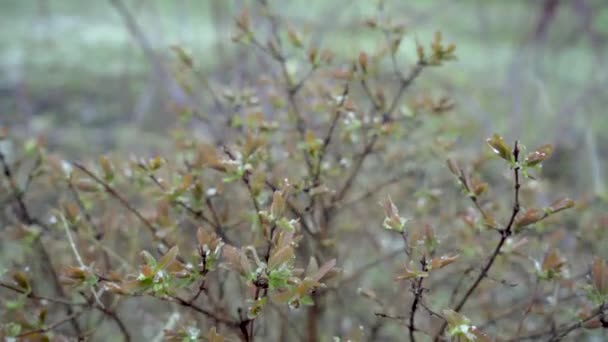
[141,265,154,278]
[73,179,99,193]
[542,249,566,274]
[197,227,222,250]
[311,259,336,283]
[157,246,179,271]
[471,327,492,342]
[207,327,224,342]
[525,144,553,167]
[287,26,303,48]
[155,200,171,226]
[305,257,319,278]
[358,52,368,73]
[430,254,460,270]
[591,257,608,294]
[222,245,242,273]
[270,190,286,219]
[270,289,294,304]
[515,208,545,228]
[63,201,80,223]
[471,179,488,197]
[235,8,250,31]
[446,158,460,176]
[307,47,318,64]
[395,261,428,280]
[177,173,193,192]
[99,155,114,179]
[243,133,266,158]
[268,245,294,270]
[548,197,575,213]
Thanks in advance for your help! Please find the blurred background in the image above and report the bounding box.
[1,0,607,195]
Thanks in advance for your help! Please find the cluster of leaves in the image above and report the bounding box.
[1,1,607,341]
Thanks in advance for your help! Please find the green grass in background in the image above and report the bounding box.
[1,0,606,193]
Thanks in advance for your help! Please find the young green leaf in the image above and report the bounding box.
[486,134,512,161]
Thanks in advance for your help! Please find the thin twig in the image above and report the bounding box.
[16,310,85,338]
[409,256,428,342]
[434,141,521,341]
[0,282,85,306]
[72,162,172,251]
[0,151,83,336]
[333,63,425,205]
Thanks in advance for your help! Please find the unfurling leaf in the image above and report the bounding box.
[61,266,93,287]
[486,134,512,161]
[443,309,470,327]
[358,52,368,73]
[73,179,99,193]
[235,8,250,31]
[270,190,286,219]
[591,257,608,295]
[525,144,552,167]
[157,246,179,271]
[207,327,225,342]
[222,245,251,277]
[12,272,30,291]
[242,133,265,158]
[287,26,303,48]
[140,250,157,268]
[308,47,318,65]
[416,40,425,62]
[579,306,605,330]
[443,309,491,342]
[197,227,222,251]
[170,45,194,69]
[446,158,460,176]
[99,155,114,180]
[540,249,566,280]
[395,261,428,280]
[515,208,545,229]
[548,197,575,214]
[471,179,488,197]
[430,254,460,270]
[311,259,336,283]
[148,156,165,171]
[268,245,294,270]
[381,196,407,232]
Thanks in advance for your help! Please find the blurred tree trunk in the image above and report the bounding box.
[534,0,560,42]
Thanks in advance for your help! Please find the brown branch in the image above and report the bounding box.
[434,141,521,341]
[147,173,232,244]
[0,151,83,336]
[336,248,403,286]
[72,162,172,250]
[246,2,313,172]
[374,312,438,338]
[0,151,36,225]
[333,63,425,205]
[16,310,85,339]
[0,281,84,306]
[409,256,428,342]
[96,305,131,342]
[66,178,115,273]
[515,302,606,341]
[311,83,349,186]
[170,294,240,328]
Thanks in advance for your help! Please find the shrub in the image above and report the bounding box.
[0,1,605,341]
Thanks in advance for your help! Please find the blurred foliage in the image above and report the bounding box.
[1,0,608,341]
